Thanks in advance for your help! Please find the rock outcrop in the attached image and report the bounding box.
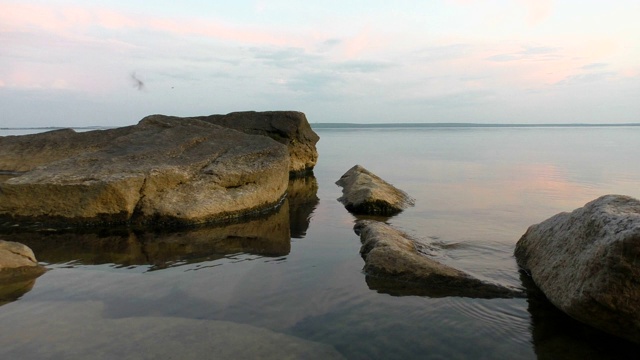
[0,240,45,282]
[190,111,319,176]
[355,220,522,298]
[0,116,289,227]
[336,165,414,216]
[515,195,640,344]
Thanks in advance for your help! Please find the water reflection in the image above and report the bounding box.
[365,274,523,299]
[520,271,640,358]
[1,175,319,270]
[0,276,42,307]
[6,202,291,270]
[287,176,319,238]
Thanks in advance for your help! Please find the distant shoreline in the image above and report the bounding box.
[3,123,640,132]
[310,122,640,129]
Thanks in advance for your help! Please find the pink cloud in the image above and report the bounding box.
[520,0,554,25]
[1,2,300,47]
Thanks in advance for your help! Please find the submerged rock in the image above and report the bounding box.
[515,195,640,344]
[355,220,522,298]
[188,111,319,176]
[0,116,289,227]
[0,301,345,359]
[0,240,45,282]
[336,165,414,216]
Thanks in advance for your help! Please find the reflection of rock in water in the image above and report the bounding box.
[520,271,640,358]
[287,176,319,238]
[6,202,291,271]
[0,277,39,307]
[365,275,523,299]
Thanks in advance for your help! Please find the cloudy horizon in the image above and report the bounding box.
[1,0,639,127]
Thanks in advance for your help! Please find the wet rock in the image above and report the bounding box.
[355,220,522,298]
[0,116,289,227]
[0,240,46,282]
[336,165,414,216]
[515,194,640,344]
[193,111,319,176]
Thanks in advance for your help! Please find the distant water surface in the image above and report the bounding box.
[1,125,640,359]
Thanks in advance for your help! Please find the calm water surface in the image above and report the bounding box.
[1,126,640,359]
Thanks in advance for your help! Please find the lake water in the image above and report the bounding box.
[1,125,640,359]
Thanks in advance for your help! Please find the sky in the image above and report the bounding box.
[1,0,639,127]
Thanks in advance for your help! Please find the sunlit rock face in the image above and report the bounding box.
[355,220,522,298]
[0,116,289,227]
[193,111,320,177]
[336,165,414,216]
[516,194,640,344]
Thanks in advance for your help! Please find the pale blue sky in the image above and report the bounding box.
[1,0,639,126]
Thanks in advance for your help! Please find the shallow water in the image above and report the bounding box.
[1,126,640,359]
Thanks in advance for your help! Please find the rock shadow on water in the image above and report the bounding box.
[2,200,292,271]
[519,271,640,359]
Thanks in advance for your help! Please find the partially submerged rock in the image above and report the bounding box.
[186,111,318,176]
[336,165,414,216]
[0,116,289,227]
[0,240,45,282]
[355,220,522,298]
[515,195,640,344]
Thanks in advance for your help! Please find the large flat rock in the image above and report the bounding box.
[515,195,640,344]
[0,116,289,227]
[183,111,319,176]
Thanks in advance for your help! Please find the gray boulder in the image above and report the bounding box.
[0,240,45,282]
[336,165,414,216]
[355,220,522,298]
[190,111,319,176]
[515,194,640,344]
[0,116,289,227]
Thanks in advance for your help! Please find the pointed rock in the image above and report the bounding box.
[355,220,522,298]
[336,165,414,216]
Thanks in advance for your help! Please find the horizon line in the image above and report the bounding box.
[3,122,640,131]
[310,122,640,129]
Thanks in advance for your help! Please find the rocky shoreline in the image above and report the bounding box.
[1,112,639,346]
[0,111,318,229]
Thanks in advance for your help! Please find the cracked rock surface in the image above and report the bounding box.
[0,116,289,227]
